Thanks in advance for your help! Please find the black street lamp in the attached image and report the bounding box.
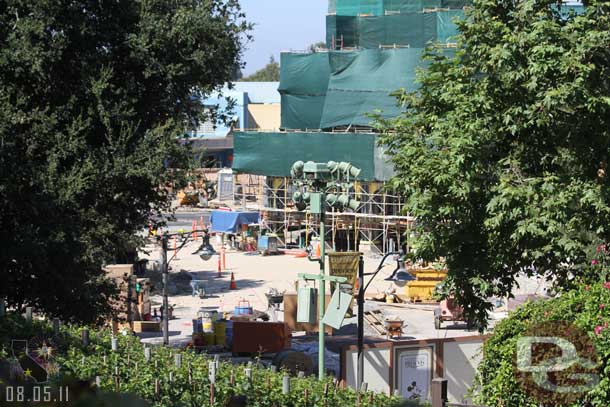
[159,230,215,345]
[356,251,415,391]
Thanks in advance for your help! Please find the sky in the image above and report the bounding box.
[239,0,327,76]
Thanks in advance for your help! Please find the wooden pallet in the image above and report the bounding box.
[396,294,439,305]
[363,310,387,336]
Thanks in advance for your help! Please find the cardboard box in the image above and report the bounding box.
[232,321,291,353]
[133,321,161,333]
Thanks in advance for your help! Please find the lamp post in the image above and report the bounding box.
[290,160,361,380]
[160,230,215,345]
[357,251,414,391]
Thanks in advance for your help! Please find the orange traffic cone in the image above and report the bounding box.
[229,272,237,290]
[315,242,321,258]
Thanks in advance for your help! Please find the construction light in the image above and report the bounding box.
[337,194,361,211]
[327,161,339,173]
[326,193,339,208]
[291,161,305,178]
[293,191,307,211]
[337,162,361,179]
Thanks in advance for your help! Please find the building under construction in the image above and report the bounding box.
[226,0,581,254]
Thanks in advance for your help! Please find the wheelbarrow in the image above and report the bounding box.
[434,297,467,329]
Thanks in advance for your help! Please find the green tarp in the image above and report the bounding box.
[278,52,331,130]
[335,0,384,16]
[320,48,424,128]
[329,0,458,16]
[437,10,464,43]
[326,15,359,48]
[358,13,437,48]
[233,132,378,180]
[279,48,433,130]
[326,11,464,49]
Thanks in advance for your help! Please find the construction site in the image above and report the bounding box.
[150,0,582,402]
[187,0,479,255]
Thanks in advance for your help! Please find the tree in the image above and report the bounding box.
[242,56,280,82]
[308,41,327,52]
[378,0,610,328]
[0,0,249,323]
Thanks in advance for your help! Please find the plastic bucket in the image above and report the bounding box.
[192,318,203,334]
[201,317,215,334]
[225,321,233,348]
[192,333,205,347]
[204,333,215,346]
[214,321,227,346]
[234,300,253,316]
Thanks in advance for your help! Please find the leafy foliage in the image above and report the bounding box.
[378,0,610,328]
[474,282,610,406]
[242,56,280,82]
[0,0,249,322]
[0,314,412,407]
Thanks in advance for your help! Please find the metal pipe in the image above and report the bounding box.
[161,234,169,346]
[357,254,364,393]
[318,209,326,380]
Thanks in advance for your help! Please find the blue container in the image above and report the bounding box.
[225,321,233,348]
[234,301,253,316]
[192,318,203,334]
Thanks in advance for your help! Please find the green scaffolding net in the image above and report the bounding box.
[320,48,424,129]
[437,9,464,43]
[358,13,437,48]
[328,0,468,16]
[278,52,331,130]
[279,48,439,130]
[326,15,359,48]
[233,131,378,180]
[326,10,466,49]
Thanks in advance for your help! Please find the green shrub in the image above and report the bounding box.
[473,282,610,406]
[0,315,419,406]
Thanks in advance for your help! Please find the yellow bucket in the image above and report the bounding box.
[214,321,227,346]
[201,317,214,334]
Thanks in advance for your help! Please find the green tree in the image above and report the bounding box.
[0,0,249,322]
[242,55,280,81]
[378,0,610,327]
[308,41,327,52]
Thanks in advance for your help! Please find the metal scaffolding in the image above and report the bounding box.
[227,174,413,255]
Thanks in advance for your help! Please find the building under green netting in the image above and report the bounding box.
[234,0,585,180]
[273,0,586,132]
[281,0,471,131]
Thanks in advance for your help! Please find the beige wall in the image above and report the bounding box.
[341,336,486,403]
[443,339,483,403]
[247,104,281,131]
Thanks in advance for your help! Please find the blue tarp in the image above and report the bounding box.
[210,211,260,233]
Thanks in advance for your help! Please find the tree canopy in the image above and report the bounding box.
[0,0,249,322]
[378,0,610,327]
[242,55,280,82]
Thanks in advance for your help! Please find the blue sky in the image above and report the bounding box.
[239,0,327,75]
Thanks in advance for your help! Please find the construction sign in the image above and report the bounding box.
[328,252,361,287]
